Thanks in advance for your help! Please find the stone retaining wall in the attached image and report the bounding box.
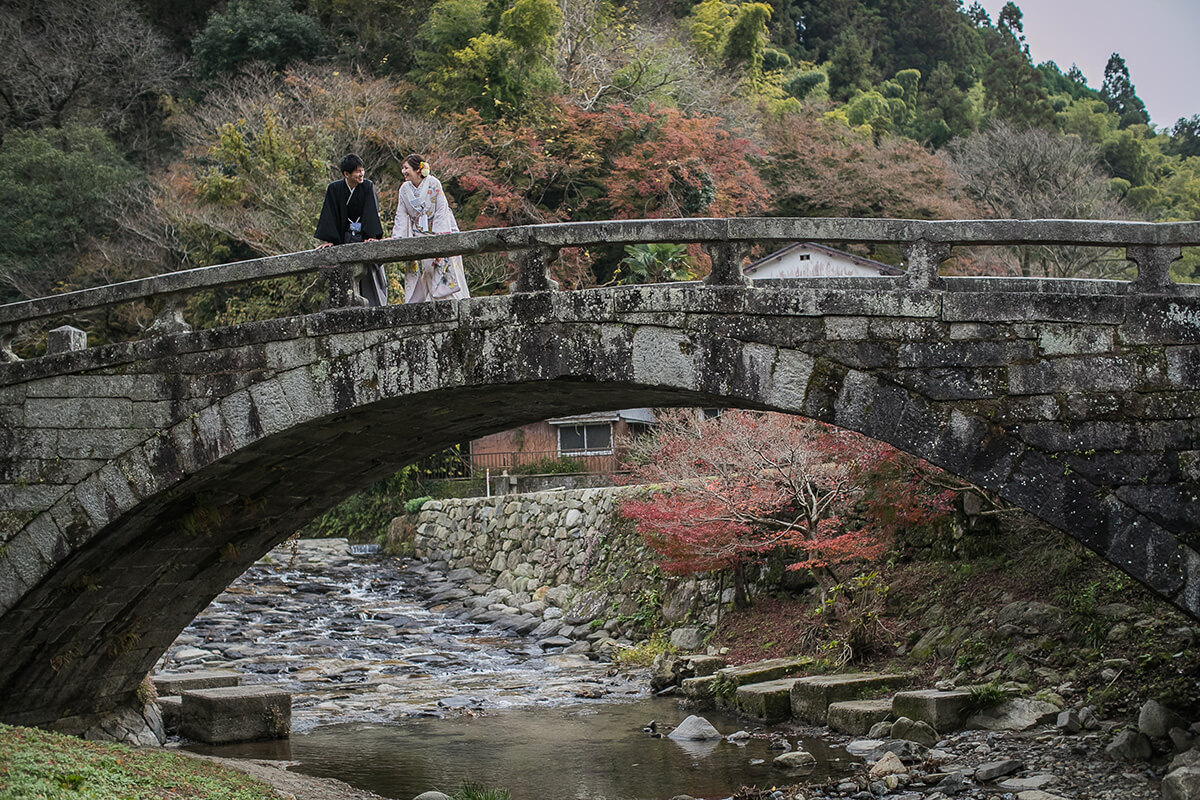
[407,486,723,652]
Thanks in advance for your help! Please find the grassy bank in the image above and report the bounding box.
[0,724,281,799]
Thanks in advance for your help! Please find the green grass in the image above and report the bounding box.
[0,723,282,799]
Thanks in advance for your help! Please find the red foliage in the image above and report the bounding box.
[619,411,957,595]
[444,101,766,233]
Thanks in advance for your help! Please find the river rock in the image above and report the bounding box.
[997,774,1057,791]
[1163,767,1200,800]
[1105,728,1153,762]
[975,758,1022,781]
[773,750,817,770]
[1171,749,1200,772]
[966,698,1060,731]
[669,627,705,651]
[1139,698,1188,738]
[1055,709,1081,733]
[891,716,938,747]
[868,751,907,778]
[669,715,723,741]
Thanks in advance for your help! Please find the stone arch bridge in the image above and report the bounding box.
[0,217,1198,731]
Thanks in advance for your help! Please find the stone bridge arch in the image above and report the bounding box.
[1,280,1198,729]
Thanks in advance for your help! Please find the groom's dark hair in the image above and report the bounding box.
[339,153,364,174]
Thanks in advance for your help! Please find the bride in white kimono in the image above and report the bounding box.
[391,154,471,303]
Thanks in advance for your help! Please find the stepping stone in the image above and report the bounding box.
[152,669,240,696]
[686,655,726,677]
[827,698,893,735]
[790,672,913,724]
[715,657,813,688]
[180,686,291,744]
[891,688,974,731]
[736,678,802,723]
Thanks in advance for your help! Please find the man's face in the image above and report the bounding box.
[343,165,365,188]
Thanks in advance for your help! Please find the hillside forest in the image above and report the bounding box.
[2,0,1199,353]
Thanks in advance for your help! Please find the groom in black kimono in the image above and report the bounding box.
[314,153,388,306]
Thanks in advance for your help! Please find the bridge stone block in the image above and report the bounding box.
[632,327,698,390]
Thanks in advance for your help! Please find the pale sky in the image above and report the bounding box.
[984,0,1200,129]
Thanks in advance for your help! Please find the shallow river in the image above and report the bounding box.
[169,542,854,799]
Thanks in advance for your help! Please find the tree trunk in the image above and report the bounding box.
[732,560,752,609]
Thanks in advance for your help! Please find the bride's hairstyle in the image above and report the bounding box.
[403,153,423,171]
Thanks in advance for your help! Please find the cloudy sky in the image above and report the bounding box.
[982,0,1200,128]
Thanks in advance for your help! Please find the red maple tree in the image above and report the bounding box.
[619,410,957,606]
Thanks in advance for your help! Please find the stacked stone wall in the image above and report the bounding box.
[408,486,722,653]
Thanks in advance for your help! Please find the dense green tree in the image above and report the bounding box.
[0,126,138,302]
[413,0,561,119]
[1166,115,1200,159]
[980,10,1054,128]
[313,0,439,75]
[1100,53,1149,129]
[1101,127,1153,187]
[192,0,324,80]
[723,2,773,79]
[1037,61,1102,104]
[826,29,874,100]
[912,62,976,145]
[133,0,223,51]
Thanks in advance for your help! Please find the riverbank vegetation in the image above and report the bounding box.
[613,409,1200,721]
[4,0,1199,355]
[0,723,280,799]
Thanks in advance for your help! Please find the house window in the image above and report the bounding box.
[797,254,811,260]
[559,423,612,454]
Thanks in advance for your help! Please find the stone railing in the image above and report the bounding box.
[1,216,1198,359]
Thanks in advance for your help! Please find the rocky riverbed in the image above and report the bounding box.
[160,539,646,732]
[160,540,1200,800]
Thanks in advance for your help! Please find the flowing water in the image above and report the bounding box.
[168,541,855,799]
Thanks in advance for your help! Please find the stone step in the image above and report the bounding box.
[827,699,893,735]
[715,656,813,689]
[686,655,726,677]
[790,672,914,724]
[735,678,803,723]
[681,675,718,705]
[158,695,182,735]
[891,688,974,732]
[180,685,292,744]
[152,669,240,696]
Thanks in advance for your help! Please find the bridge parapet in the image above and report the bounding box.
[0,217,1197,360]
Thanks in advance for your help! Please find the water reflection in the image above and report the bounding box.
[189,697,854,800]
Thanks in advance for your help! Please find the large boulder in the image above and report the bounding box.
[669,715,723,741]
[1139,699,1189,739]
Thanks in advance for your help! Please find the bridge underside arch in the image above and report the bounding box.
[0,285,1197,728]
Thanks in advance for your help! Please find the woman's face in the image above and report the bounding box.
[401,161,422,186]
